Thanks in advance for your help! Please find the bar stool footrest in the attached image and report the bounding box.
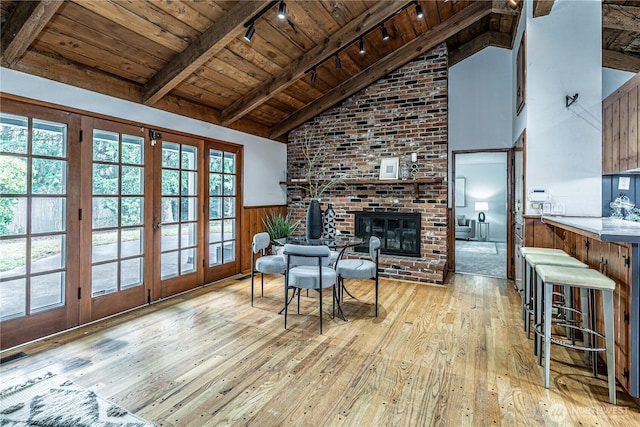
[533,323,607,352]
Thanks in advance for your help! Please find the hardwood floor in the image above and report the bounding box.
[1,273,639,426]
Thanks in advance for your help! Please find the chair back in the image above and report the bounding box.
[369,236,381,259]
[283,244,331,267]
[252,232,270,254]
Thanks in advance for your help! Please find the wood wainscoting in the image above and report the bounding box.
[240,205,287,273]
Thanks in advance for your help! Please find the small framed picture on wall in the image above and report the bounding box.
[516,34,526,115]
[379,157,399,180]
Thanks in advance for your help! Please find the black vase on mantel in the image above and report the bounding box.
[306,199,323,239]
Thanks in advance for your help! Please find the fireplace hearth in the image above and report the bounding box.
[353,211,421,257]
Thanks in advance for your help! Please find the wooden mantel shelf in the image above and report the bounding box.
[279,177,444,194]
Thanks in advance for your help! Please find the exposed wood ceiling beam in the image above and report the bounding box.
[448,31,512,67]
[220,1,412,127]
[1,0,64,67]
[603,49,640,73]
[533,0,555,18]
[270,1,492,139]
[11,49,280,140]
[602,4,640,32]
[142,1,269,106]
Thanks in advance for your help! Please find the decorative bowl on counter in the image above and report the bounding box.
[610,194,635,220]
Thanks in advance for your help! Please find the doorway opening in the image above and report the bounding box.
[453,151,508,278]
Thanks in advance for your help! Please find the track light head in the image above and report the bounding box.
[277,1,286,20]
[310,69,317,83]
[244,25,255,42]
[415,3,423,19]
[359,38,365,54]
[380,24,390,41]
[335,55,341,69]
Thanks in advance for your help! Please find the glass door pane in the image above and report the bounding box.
[204,142,240,284]
[0,113,68,320]
[208,149,236,266]
[91,129,145,297]
[160,141,198,279]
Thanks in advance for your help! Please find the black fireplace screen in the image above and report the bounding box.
[354,211,421,257]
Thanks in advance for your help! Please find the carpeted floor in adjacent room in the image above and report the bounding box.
[455,240,507,278]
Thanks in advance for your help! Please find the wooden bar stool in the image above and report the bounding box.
[534,264,616,405]
[522,252,586,348]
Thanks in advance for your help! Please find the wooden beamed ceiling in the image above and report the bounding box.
[602,1,640,73]
[0,1,638,141]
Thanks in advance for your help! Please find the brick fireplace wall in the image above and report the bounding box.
[286,43,448,284]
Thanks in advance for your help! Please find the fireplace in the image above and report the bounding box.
[353,211,421,257]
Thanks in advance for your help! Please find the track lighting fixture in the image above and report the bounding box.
[244,24,255,42]
[277,1,286,20]
[380,24,390,41]
[359,38,365,54]
[310,68,317,83]
[335,54,341,69]
[415,3,423,19]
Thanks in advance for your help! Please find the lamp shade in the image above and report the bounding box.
[474,201,488,211]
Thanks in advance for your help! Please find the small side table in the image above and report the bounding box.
[477,222,490,242]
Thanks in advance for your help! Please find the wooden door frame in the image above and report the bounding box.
[153,132,205,300]
[450,149,514,280]
[203,140,244,284]
[80,117,153,322]
[0,99,82,349]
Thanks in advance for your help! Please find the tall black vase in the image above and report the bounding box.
[306,199,323,239]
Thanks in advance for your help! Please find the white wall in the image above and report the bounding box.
[524,0,602,216]
[448,46,513,209]
[0,68,287,207]
[602,67,636,100]
[448,46,514,154]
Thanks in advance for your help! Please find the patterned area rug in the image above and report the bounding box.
[0,372,156,427]
[455,241,497,255]
[455,241,507,278]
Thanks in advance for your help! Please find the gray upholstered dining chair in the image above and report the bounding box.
[283,244,338,334]
[335,236,381,317]
[251,232,285,306]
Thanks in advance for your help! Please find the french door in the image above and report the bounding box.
[154,133,205,298]
[205,142,241,283]
[83,118,153,321]
[0,101,80,348]
[0,98,243,349]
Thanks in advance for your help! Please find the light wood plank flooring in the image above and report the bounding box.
[1,273,639,426]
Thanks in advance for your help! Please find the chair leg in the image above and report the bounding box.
[284,278,288,330]
[250,264,255,307]
[261,272,264,297]
[332,285,336,319]
[375,275,379,317]
[319,285,323,334]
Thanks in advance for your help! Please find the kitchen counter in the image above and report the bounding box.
[540,215,639,398]
[541,215,640,243]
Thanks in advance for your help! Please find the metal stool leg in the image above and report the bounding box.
[544,280,553,388]
[580,288,591,365]
[603,289,616,405]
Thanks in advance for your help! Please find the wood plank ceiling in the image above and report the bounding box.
[0,1,638,141]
